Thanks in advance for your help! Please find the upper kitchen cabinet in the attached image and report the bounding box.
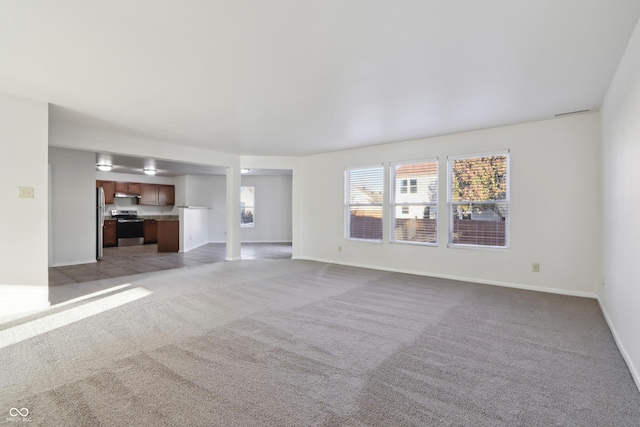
[158,185,175,205]
[96,180,116,204]
[140,184,175,206]
[115,181,141,196]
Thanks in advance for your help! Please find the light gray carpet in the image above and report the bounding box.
[1,260,639,426]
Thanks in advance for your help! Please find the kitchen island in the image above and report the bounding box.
[139,216,179,252]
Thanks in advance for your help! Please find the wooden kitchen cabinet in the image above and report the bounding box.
[158,185,175,205]
[140,184,175,206]
[140,184,158,205]
[115,181,141,196]
[144,219,158,244]
[97,180,116,204]
[157,221,179,252]
[103,220,117,247]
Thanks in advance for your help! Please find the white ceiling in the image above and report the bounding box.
[95,153,291,177]
[2,1,639,157]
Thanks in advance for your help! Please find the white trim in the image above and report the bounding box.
[597,298,640,393]
[240,240,293,244]
[50,259,97,267]
[225,256,242,261]
[208,240,293,244]
[292,256,598,299]
[180,241,210,253]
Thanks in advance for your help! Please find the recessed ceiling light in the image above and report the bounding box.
[241,168,250,174]
[96,164,112,172]
[143,168,157,175]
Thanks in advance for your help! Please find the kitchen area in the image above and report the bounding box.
[97,179,180,258]
[48,147,291,290]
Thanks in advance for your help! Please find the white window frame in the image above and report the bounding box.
[447,150,510,249]
[345,164,384,242]
[390,158,439,246]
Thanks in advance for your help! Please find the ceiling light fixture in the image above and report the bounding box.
[241,168,250,174]
[96,164,112,172]
[143,168,157,176]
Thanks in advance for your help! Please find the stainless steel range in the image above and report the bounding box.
[111,209,144,246]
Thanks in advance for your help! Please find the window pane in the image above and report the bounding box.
[451,202,507,246]
[449,154,509,248]
[391,160,438,245]
[394,162,437,203]
[240,186,255,228]
[348,167,383,204]
[346,166,383,241]
[393,205,437,243]
[451,155,507,202]
[349,206,383,240]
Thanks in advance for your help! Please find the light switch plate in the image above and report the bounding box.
[18,186,34,199]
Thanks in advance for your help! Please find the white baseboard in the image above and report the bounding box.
[225,257,242,261]
[207,241,293,244]
[241,240,293,244]
[597,298,640,393]
[50,259,97,268]
[181,241,210,253]
[292,256,598,299]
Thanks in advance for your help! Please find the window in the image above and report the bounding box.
[391,159,438,245]
[345,165,383,241]
[400,179,418,194]
[448,152,509,248]
[240,186,255,227]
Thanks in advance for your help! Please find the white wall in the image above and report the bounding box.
[49,147,96,266]
[0,92,49,315]
[184,175,226,242]
[241,175,293,243]
[180,208,210,252]
[600,18,640,390]
[298,114,601,297]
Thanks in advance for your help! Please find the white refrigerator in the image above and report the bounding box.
[97,187,106,259]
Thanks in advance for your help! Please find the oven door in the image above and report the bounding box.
[117,219,144,246]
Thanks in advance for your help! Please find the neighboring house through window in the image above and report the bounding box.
[345,165,384,241]
[391,159,438,245]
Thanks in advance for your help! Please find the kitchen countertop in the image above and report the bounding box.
[140,215,179,221]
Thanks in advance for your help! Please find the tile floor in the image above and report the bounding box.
[49,243,292,287]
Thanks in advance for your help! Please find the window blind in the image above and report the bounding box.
[448,152,509,248]
[390,160,438,245]
[345,165,383,241]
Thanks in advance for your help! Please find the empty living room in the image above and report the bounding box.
[1,1,640,425]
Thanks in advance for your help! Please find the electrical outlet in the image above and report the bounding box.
[532,263,540,273]
[18,186,34,199]
[338,245,342,252]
